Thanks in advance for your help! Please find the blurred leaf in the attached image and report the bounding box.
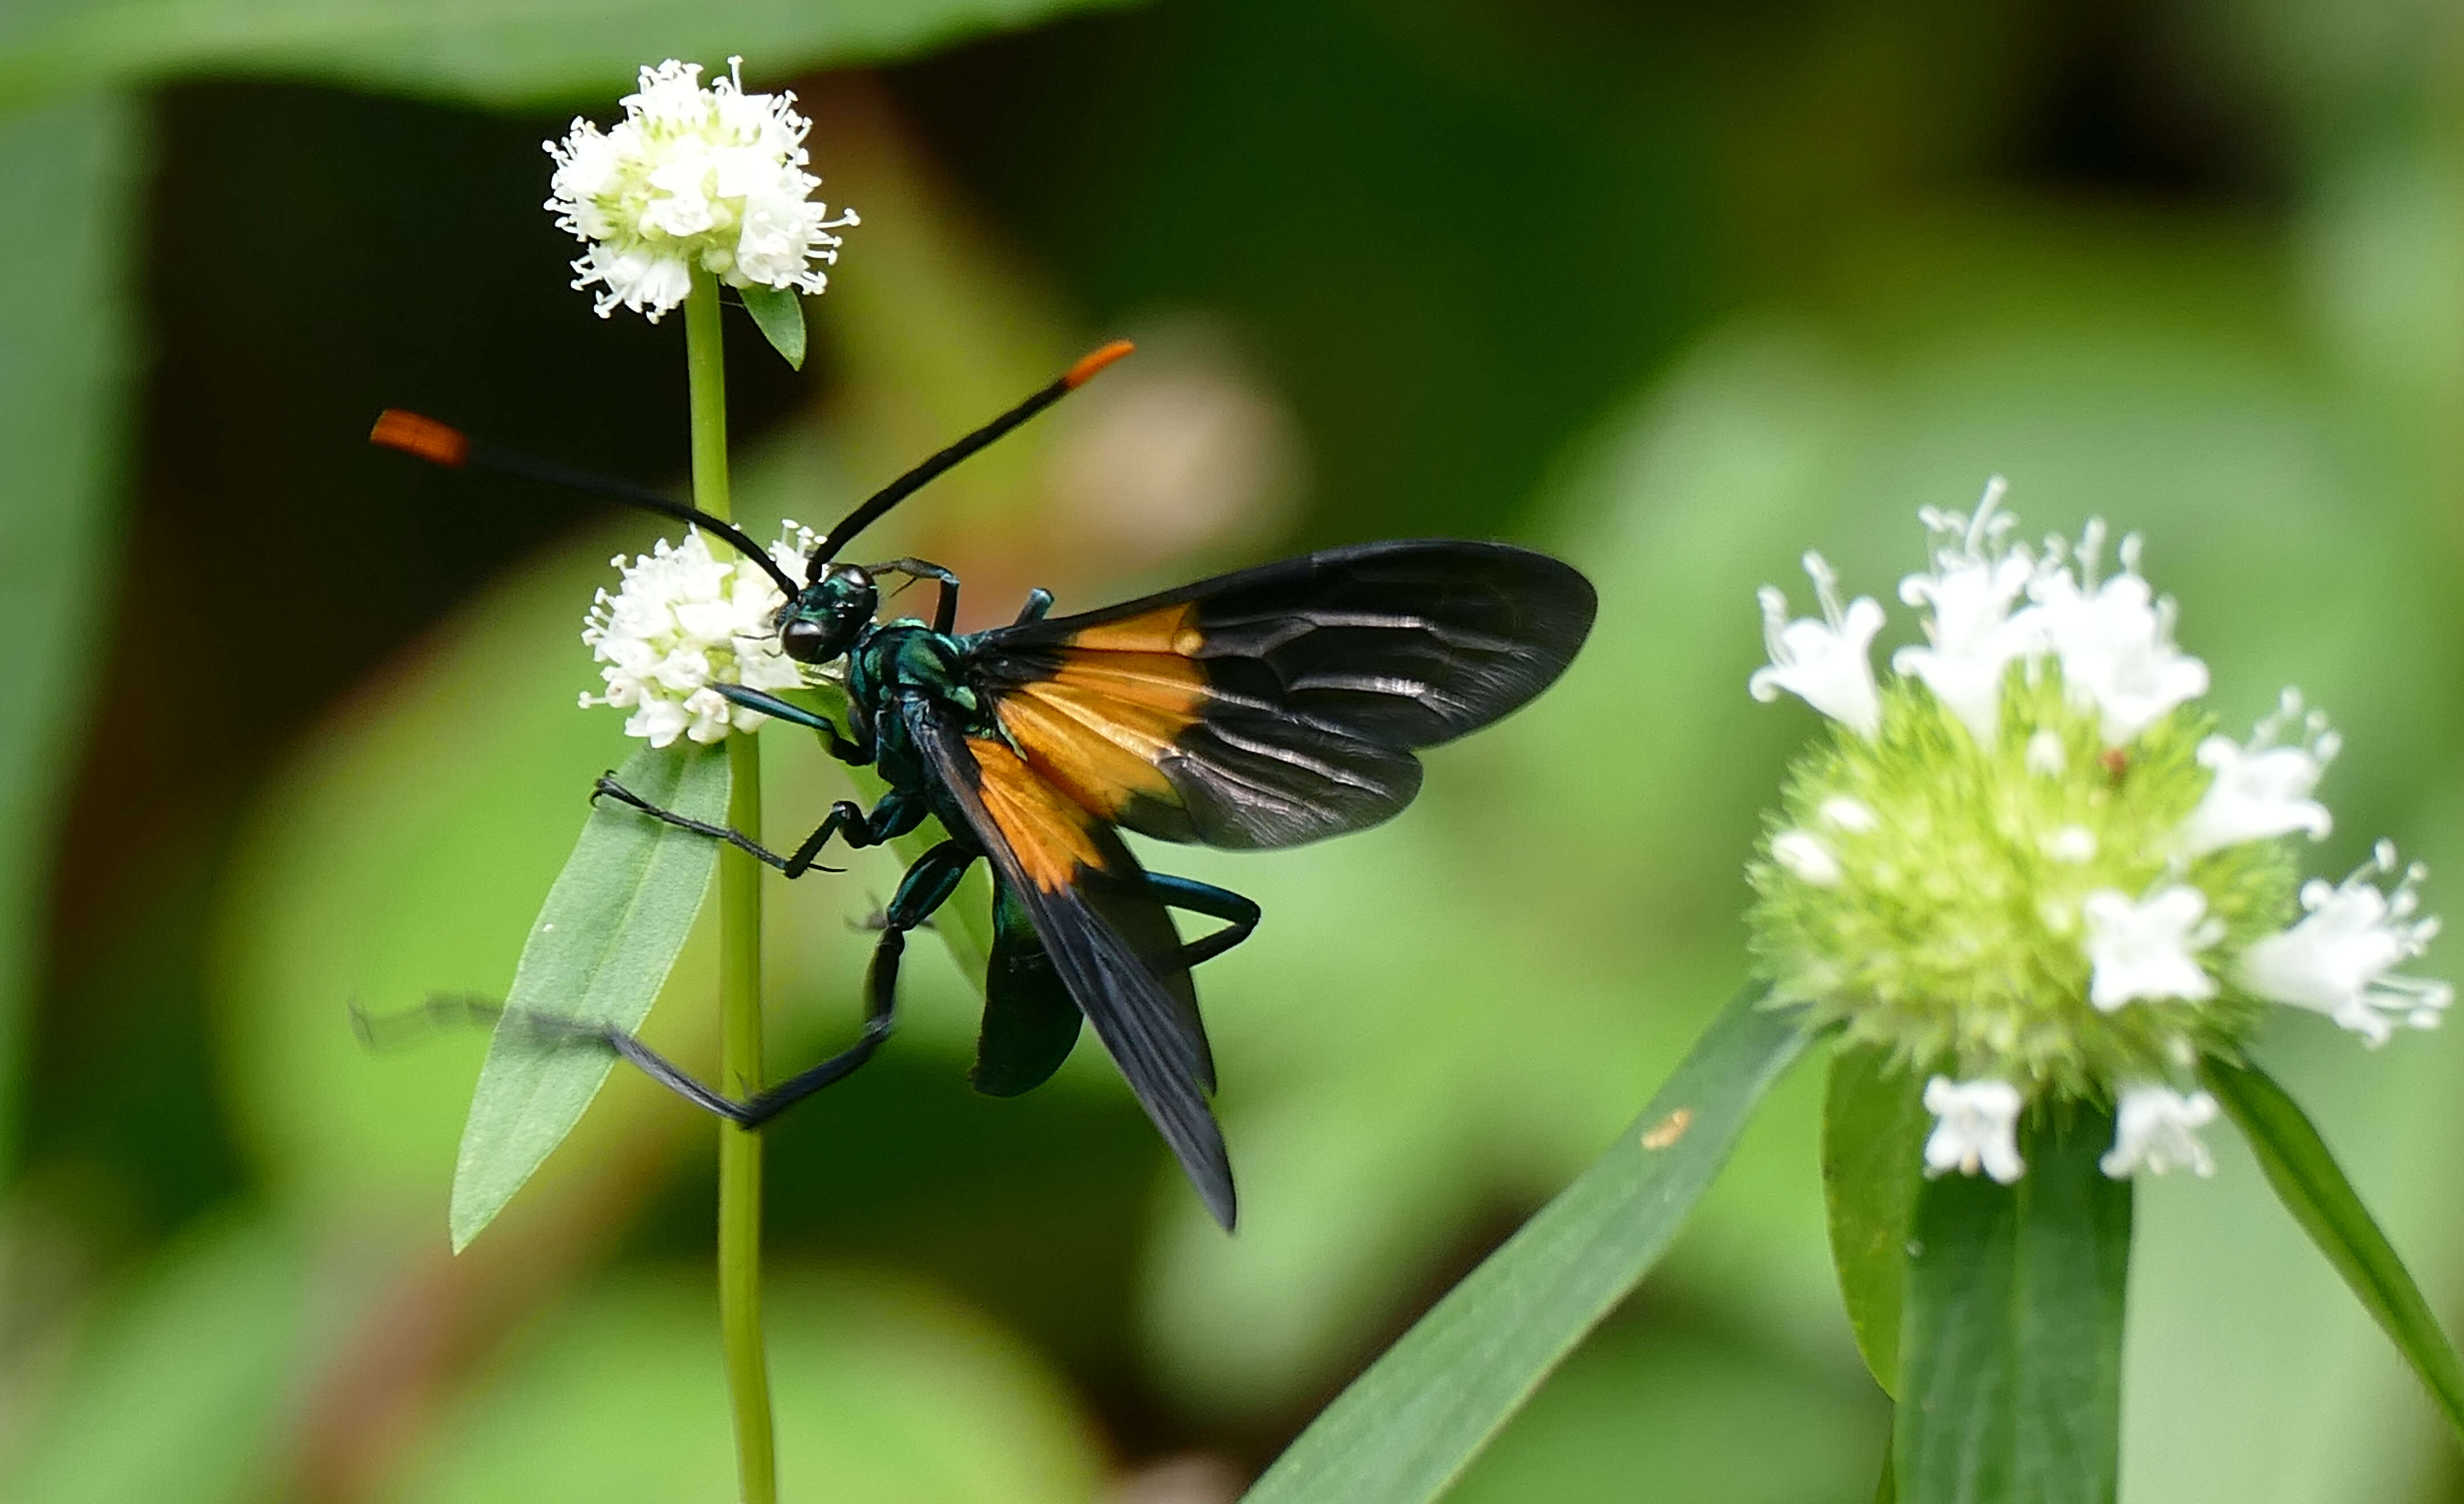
[0,1218,321,1504]
[1445,1316,1883,1504]
[1894,1106,2130,1504]
[740,285,805,371]
[2203,1055,2464,1445]
[449,740,726,1251]
[0,0,1141,110]
[394,1265,1104,1504]
[1239,986,1809,1504]
[1823,1046,1928,1396]
[0,88,138,1174]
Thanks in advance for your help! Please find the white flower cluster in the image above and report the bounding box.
[580,524,823,747]
[546,58,857,320]
[1749,479,2448,1184]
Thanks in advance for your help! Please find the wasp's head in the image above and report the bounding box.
[778,563,878,664]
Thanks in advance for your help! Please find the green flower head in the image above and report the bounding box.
[1747,481,2447,1184]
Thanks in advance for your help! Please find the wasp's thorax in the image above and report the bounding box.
[778,563,878,664]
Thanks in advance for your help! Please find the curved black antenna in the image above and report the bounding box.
[369,410,807,599]
[808,340,1134,565]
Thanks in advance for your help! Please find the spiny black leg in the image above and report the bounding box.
[590,774,912,878]
[864,558,961,635]
[1012,587,1055,626]
[350,992,503,1050]
[1147,873,1262,968]
[589,773,826,873]
[709,684,873,764]
[548,840,981,1127]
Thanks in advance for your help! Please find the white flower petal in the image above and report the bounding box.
[2029,525,2207,745]
[1772,830,1843,886]
[1892,479,2041,743]
[2082,885,2219,1010]
[1748,552,1884,736]
[2100,1085,2218,1178]
[1922,1076,2026,1183]
[2239,843,2449,1046]
[580,522,835,743]
[547,57,854,320]
[2176,689,2338,856]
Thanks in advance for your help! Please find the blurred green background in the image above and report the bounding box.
[5,0,2464,1499]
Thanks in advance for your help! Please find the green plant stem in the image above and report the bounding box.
[688,268,777,1504]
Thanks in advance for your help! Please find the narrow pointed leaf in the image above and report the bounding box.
[1239,985,1810,1504]
[739,284,806,370]
[1823,1045,1930,1395]
[1895,1106,2130,1504]
[449,741,728,1250]
[2204,1055,2464,1443]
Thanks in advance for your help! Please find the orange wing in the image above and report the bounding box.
[963,541,1597,849]
[903,700,1236,1229]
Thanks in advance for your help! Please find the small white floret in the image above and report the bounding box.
[2082,885,2221,1010]
[2100,1084,2219,1178]
[2238,842,2451,1046]
[2029,524,2208,745]
[546,58,858,320]
[1772,829,1844,886]
[1749,552,1885,736]
[1820,796,1880,832]
[2025,728,2066,777]
[2042,825,2098,864]
[1893,479,2043,744]
[580,525,821,746]
[1922,1076,2027,1183]
[2176,688,2338,856]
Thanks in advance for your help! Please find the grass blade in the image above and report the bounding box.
[448,741,728,1249]
[1823,1045,1929,1396]
[1895,1105,2131,1504]
[1239,985,1810,1504]
[2203,1055,2464,1443]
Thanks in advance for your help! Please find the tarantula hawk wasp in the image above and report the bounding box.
[372,342,1595,1228]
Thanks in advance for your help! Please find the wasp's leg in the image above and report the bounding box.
[863,558,960,635]
[1011,587,1054,627]
[349,992,503,1050]
[567,840,980,1126]
[1147,873,1261,969]
[707,684,873,765]
[587,773,818,873]
[589,775,924,878]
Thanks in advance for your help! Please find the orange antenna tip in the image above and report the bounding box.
[1063,340,1136,389]
[370,409,470,467]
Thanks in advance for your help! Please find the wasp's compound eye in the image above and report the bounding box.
[779,615,834,663]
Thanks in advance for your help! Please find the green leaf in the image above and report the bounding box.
[1238,985,1811,1504]
[448,740,728,1251]
[394,1267,1105,1503]
[2203,1055,2464,1443]
[0,88,139,1175]
[1895,1105,2131,1504]
[0,0,1144,110]
[1823,1045,1929,1396]
[739,284,806,370]
[0,1218,320,1504]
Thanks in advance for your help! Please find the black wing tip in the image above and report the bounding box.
[1194,1162,1239,1231]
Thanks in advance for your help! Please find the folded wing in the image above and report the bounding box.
[904,699,1237,1229]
